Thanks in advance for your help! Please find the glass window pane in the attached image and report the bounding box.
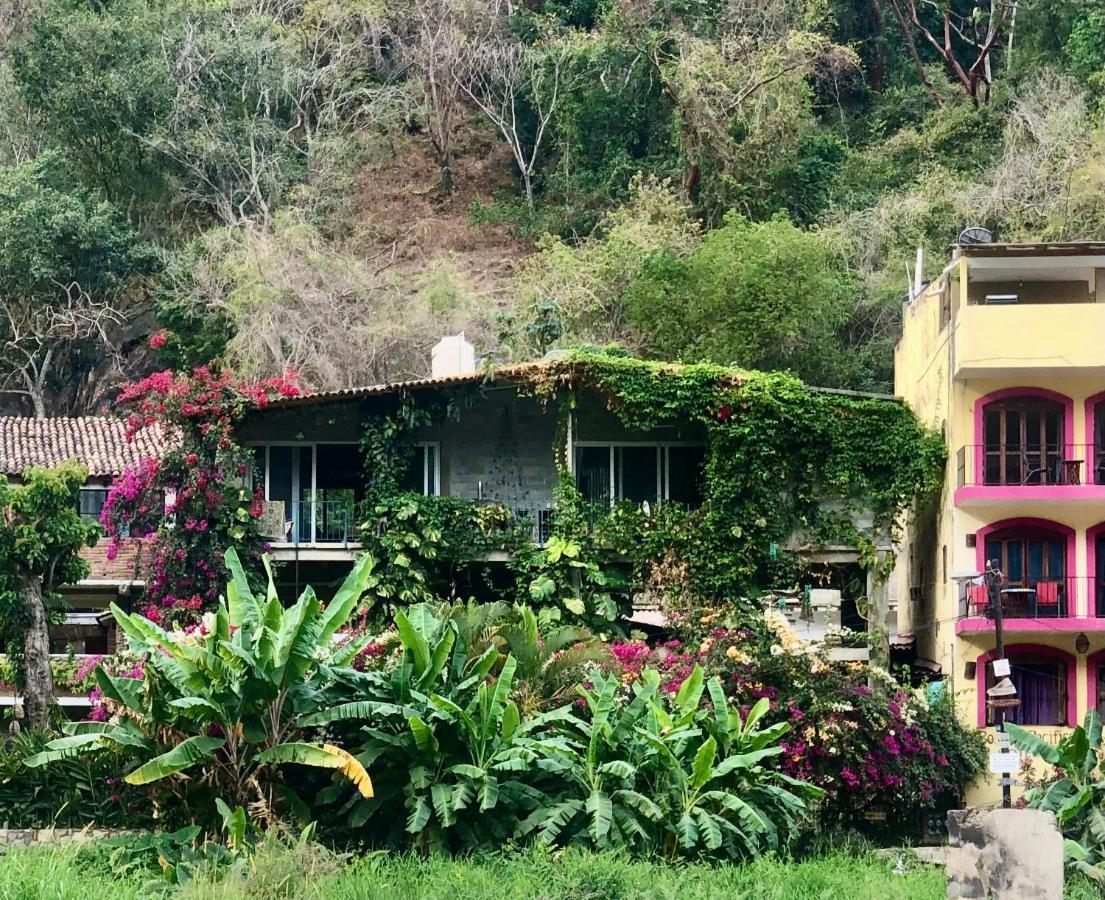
[619,446,658,504]
[984,409,1001,447]
[1006,541,1024,583]
[1047,541,1065,578]
[398,446,427,494]
[426,446,438,495]
[268,446,293,506]
[1027,541,1044,581]
[667,447,706,507]
[575,447,611,506]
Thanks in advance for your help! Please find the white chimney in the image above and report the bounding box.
[431,333,476,378]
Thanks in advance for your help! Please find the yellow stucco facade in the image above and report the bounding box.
[894,243,1105,806]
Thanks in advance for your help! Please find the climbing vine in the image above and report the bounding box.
[353,352,944,630]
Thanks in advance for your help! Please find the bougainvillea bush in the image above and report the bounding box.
[101,366,299,625]
[610,610,986,831]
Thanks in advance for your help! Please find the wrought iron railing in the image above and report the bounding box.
[276,500,353,545]
[959,576,1097,619]
[956,444,1103,487]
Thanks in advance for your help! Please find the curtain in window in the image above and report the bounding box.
[1006,663,1063,725]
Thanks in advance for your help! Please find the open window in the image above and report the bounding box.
[983,523,1068,617]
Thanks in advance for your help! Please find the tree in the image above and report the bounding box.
[0,152,145,417]
[462,31,588,208]
[11,0,175,207]
[0,462,98,730]
[888,0,1014,105]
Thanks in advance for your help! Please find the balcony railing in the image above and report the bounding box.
[956,444,1105,488]
[959,576,1098,619]
[275,500,353,545]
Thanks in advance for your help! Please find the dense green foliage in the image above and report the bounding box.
[0,842,962,900]
[24,549,378,825]
[1009,711,1105,883]
[0,463,98,727]
[2,0,1104,406]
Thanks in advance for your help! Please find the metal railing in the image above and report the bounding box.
[959,576,1098,619]
[956,444,1104,487]
[281,500,353,545]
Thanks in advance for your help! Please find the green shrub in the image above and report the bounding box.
[23,549,379,828]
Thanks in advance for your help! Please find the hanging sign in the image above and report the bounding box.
[988,751,1020,774]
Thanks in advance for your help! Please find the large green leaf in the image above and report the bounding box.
[318,553,377,645]
[1007,722,1063,765]
[256,742,373,797]
[94,667,143,712]
[395,609,432,675]
[124,736,226,785]
[692,736,719,791]
[23,732,109,767]
[224,547,258,628]
[586,789,613,844]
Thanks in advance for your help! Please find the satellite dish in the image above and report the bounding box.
[957,227,993,246]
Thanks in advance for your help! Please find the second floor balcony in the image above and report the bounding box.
[957,576,1103,633]
[955,443,1105,506]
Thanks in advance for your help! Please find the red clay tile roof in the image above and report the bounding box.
[79,539,149,584]
[0,417,166,477]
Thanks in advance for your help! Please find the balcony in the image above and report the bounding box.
[956,576,1101,634]
[264,500,358,560]
[954,444,1105,506]
[954,301,1105,379]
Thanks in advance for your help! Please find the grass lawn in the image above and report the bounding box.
[0,841,1096,900]
[0,843,943,900]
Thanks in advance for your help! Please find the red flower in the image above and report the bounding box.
[149,332,169,350]
[717,405,732,422]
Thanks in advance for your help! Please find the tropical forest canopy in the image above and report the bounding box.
[0,0,1100,413]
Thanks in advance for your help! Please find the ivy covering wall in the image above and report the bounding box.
[356,352,945,632]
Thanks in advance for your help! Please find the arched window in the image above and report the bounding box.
[1090,650,1105,721]
[1091,523,1105,619]
[982,395,1065,485]
[981,645,1073,727]
[982,522,1069,617]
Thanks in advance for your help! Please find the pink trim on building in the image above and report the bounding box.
[972,387,1075,485]
[974,517,1076,580]
[955,485,1105,505]
[975,643,1078,728]
[1085,648,1105,725]
[956,617,1099,635]
[1090,522,1105,618]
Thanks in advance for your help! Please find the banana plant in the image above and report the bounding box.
[516,669,664,851]
[302,601,571,850]
[637,671,821,860]
[25,549,378,824]
[1008,711,1105,883]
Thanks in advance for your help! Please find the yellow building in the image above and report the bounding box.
[894,240,1105,805]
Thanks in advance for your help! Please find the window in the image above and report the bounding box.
[252,443,365,543]
[982,397,1064,485]
[985,652,1069,726]
[398,443,440,496]
[78,487,108,523]
[573,444,705,508]
[1096,661,1105,721]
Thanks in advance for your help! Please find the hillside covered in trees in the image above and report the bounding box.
[0,0,1101,414]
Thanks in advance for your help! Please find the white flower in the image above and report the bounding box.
[201,612,216,634]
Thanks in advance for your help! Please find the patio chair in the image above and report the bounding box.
[1035,580,1061,616]
[966,583,989,616]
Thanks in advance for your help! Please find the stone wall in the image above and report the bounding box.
[0,826,138,848]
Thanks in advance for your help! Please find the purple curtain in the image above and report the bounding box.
[1006,664,1063,725]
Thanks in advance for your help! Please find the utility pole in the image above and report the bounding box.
[985,559,1013,809]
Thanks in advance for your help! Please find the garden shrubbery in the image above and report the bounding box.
[8,555,985,867]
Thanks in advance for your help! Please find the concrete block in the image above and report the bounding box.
[946,808,1063,900]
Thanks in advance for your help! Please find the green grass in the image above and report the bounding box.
[0,843,946,900]
[1,840,1098,900]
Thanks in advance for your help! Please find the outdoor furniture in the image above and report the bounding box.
[966,583,989,616]
[1034,581,1061,616]
[1001,586,1039,618]
[1061,458,1083,485]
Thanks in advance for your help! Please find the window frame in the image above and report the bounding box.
[572,441,705,507]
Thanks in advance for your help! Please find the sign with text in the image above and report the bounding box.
[992,658,1011,677]
[989,751,1021,774]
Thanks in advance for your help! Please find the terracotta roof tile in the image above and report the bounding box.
[0,417,166,477]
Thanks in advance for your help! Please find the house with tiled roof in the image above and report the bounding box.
[0,416,166,663]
